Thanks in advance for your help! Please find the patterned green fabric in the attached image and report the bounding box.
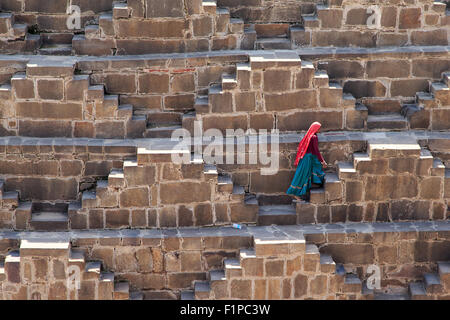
[286,153,325,196]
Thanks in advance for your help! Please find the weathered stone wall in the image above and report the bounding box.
[1,223,449,299]
[0,137,135,205]
[0,49,448,138]
[300,46,450,99]
[296,140,450,224]
[293,0,450,48]
[2,134,450,230]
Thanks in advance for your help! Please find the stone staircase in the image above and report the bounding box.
[254,24,292,50]
[0,238,140,300]
[181,234,368,300]
[38,33,74,56]
[293,0,450,48]
[73,0,253,55]
[294,139,449,224]
[4,145,259,230]
[408,262,450,299]
[344,70,450,131]
[3,58,146,138]
[187,51,361,134]
[179,231,450,300]
[0,11,41,54]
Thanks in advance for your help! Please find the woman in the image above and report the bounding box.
[287,121,327,201]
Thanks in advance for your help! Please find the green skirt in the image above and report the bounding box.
[286,153,325,196]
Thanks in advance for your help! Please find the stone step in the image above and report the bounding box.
[362,98,403,115]
[416,92,436,108]
[335,263,346,277]
[432,158,445,176]
[430,82,450,105]
[229,18,244,33]
[26,59,75,78]
[310,188,325,204]
[240,248,257,260]
[69,249,86,267]
[245,194,258,206]
[87,85,105,100]
[343,274,362,293]
[113,2,130,18]
[194,281,211,299]
[305,243,320,257]
[0,13,13,35]
[0,84,11,98]
[146,111,182,126]
[324,172,340,189]
[254,23,290,38]
[408,282,428,300]
[202,0,217,14]
[130,292,144,300]
[374,292,410,300]
[82,190,97,208]
[84,25,99,39]
[342,93,358,109]
[256,194,295,206]
[85,261,101,277]
[2,191,19,207]
[194,96,209,114]
[438,261,450,289]
[117,104,133,119]
[209,270,226,282]
[20,239,70,257]
[96,180,109,192]
[443,72,450,87]
[203,164,218,178]
[181,111,196,133]
[314,70,329,88]
[368,141,421,159]
[221,74,237,90]
[113,282,130,300]
[423,273,443,294]
[12,24,27,38]
[361,281,374,299]
[224,258,242,278]
[108,169,125,188]
[41,32,74,45]
[30,211,69,231]
[255,37,291,50]
[218,174,233,193]
[0,261,5,282]
[231,185,245,201]
[254,234,305,256]
[302,15,320,28]
[236,63,251,85]
[5,251,20,282]
[257,204,297,226]
[144,125,182,139]
[352,152,370,168]
[99,271,114,284]
[180,290,195,300]
[38,44,73,56]
[319,254,336,273]
[367,114,408,130]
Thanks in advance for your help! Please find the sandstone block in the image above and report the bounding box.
[120,187,150,207]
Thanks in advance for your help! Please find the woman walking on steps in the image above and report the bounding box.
[287,121,327,201]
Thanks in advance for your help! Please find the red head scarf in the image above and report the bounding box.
[294,121,322,166]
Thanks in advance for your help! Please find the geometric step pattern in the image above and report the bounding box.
[0,238,137,300]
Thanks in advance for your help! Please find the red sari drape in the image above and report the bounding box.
[294,122,322,166]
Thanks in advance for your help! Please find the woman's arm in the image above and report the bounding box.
[311,135,325,164]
